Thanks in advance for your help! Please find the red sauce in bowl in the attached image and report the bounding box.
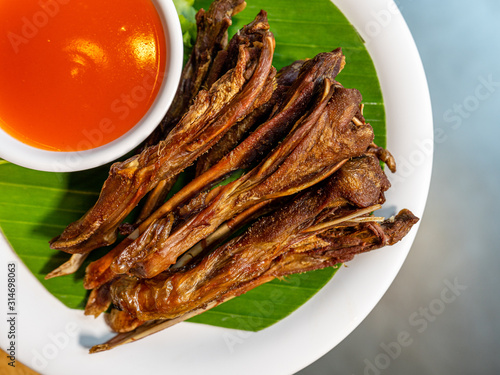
[0,0,166,151]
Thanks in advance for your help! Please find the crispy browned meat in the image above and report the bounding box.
[267,209,419,276]
[82,51,345,291]
[177,154,393,269]
[140,9,274,218]
[105,308,143,334]
[109,155,390,320]
[89,208,417,352]
[194,60,306,176]
[184,210,418,310]
[178,0,246,108]
[139,60,304,228]
[146,0,247,146]
[49,18,275,255]
[111,81,374,278]
[201,209,419,305]
[330,155,391,208]
[367,143,397,173]
[133,177,178,227]
[173,199,280,269]
[83,281,113,318]
[163,51,345,215]
[136,10,275,225]
[137,0,247,221]
[195,68,276,176]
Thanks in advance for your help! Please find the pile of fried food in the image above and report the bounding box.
[46,0,418,353]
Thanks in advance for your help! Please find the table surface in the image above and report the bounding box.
[1,350,39,375]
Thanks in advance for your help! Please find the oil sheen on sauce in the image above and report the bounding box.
[0,0,166,151]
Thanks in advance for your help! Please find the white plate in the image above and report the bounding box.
[0,0,432,373]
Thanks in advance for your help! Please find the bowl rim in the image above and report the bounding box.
[0,0,184,173]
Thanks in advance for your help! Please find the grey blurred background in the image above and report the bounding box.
[299,0,500,374]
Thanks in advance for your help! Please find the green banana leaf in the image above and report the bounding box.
[0,0,385,331]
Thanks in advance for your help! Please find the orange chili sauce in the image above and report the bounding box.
[0,0,166,151]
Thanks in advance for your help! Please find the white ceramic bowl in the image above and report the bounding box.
[0,0,183,173]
